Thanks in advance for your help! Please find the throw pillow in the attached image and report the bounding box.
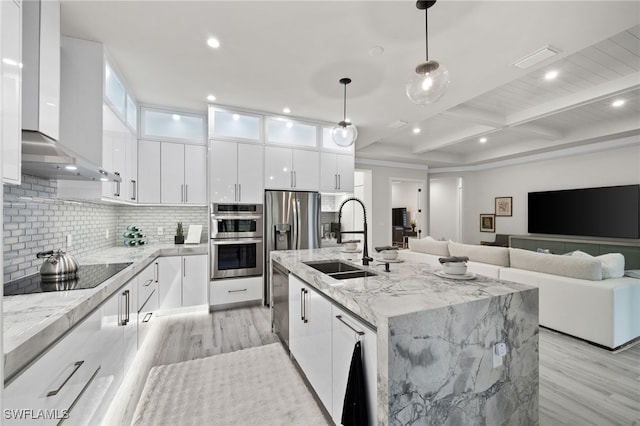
[409,237,450,256]
[596,253,625,279]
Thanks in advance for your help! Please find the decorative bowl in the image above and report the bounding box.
[381,250,398,260]
[442,262,467,275]
[344,242,358,251]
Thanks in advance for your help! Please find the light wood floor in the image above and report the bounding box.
[108,306,640,426]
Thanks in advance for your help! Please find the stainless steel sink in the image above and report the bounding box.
[303,260,377,280]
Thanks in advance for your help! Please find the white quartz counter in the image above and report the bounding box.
[3,243,207,380]
[271,246,534,327]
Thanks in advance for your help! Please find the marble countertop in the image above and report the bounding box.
[3,243,207,380]
[271,247,535,329]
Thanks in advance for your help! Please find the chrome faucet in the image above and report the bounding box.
[337,197,373,266]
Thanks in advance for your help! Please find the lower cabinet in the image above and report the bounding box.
[136,261,159,348]
[3,280,137,426]
[289,275,377,425]
[157,255,208,311]
[331,304,377,425]
[289,275,333,411]
[210,276,262,307]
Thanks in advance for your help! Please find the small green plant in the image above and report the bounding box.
[176,222,184,236]
[410,220,416,229]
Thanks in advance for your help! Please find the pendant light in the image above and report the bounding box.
[331,78,358,147]
[406,0,450,104]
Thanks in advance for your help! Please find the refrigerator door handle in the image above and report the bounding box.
[291,197,298,249]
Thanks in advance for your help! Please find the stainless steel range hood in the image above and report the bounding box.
[21,131,121,182]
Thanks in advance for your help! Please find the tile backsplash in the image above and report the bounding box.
[4,175,208,282]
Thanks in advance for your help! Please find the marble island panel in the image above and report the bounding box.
[271,247,539,424]
[3,243,207,381]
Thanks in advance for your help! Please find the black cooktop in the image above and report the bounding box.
[3,262,133,296]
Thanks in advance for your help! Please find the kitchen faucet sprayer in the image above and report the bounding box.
[337,197,373,266]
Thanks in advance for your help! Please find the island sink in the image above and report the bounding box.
[303,260,377,280]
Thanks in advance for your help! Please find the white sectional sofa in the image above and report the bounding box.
[408,238,640,349]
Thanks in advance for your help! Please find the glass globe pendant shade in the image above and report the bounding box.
[331,122,358,147]
[406,60,450,105]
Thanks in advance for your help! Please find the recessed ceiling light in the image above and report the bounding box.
[207,94,216,102]
[172,114,180,121]
[207,37,220,49]
[232,114,240,120]
[479,137,487,143]
[100,177,109,182]
[544,70,558,80]
[286,121,293,129]
[283,107,291,114]
[65,165,77,171]
[413,128,421,134]
[611,99,625,108]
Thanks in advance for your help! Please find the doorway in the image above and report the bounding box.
[390,178,426,247]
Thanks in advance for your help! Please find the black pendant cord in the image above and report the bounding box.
[343,83,347,123]
[425,7,429,61]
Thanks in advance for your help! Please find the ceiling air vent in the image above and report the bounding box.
[513,45,559,69]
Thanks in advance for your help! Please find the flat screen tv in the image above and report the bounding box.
[392,208,407,227]
[528,184,640,239]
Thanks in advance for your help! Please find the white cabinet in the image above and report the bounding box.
[157,256,182,311]
[137,139,161,204]
[320,152,354,192]
[208,107,261,142]
[331,304,377,425]
[22,0,59,140]
[3,278,137,426]
[264,146,319,191]
[138,140,206,205]
[210,276,262,307]
[161,142,207,204]
[157,255,208,311]
[137,262,159,348]
[210,140,264,203]
[1,0,22,184]
[102,104,137,202]
[182,255,208,307]
[289,274,333,410]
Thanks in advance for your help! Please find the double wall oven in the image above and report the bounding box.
[210,203,263,279]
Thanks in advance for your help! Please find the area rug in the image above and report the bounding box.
[131,343,330,426]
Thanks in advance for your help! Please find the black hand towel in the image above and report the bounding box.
[438,256,469,264]
[342,341,368,426]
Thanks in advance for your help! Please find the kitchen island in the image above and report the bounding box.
[272,247,539,425]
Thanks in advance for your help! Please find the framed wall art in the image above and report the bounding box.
[495,196,513,217]
[480,214,495,232]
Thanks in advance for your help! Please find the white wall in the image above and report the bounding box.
[356,162,428,247]
[429,177,461,241]
[430,144,640,244]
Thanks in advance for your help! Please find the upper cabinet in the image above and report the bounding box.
[210,140,263,204]
[1,0,23,184]
[266,117,317,148]
[208,107,261,142]
[22,0,59,140]
[320,153,354,193]
[264,146,319,191]
[57,36,138,203]
[141,108,206,143]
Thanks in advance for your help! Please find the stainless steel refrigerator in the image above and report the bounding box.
[265,190,321,348]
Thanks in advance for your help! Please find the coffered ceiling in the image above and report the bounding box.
[60,1,640,168]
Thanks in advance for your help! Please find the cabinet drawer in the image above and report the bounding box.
[137,262,158,311]
[210,276,262,305]
[4,308,102,425]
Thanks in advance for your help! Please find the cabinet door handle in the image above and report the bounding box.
[336,315,365,336]
[131,180,137,201]
[234,183,238,202]
[228,288,247,293]
[154,262,159,283]
[47,361,84,397]
[294,171,297,188]
[125,290,130,325]
[59,365,101,424]
[142,312,153,323]
[114,172,121,197]
[334,174,337,190]
[300,288,304,321]
[185,184,188,203]
[143,278,153,287]
[183,257,186,277]
[181,184,184,202]
[238,184,241,202]
[290,171,294,188]
[303,288,308,323]
[338,174,341,190]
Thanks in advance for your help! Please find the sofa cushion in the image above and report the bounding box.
[448,242,510,267]
[509,248,602,281]
[570,250,625,279]
[408,237,450,256]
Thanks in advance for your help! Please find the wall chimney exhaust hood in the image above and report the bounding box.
[21,131,121,181]
[21,0,119,182]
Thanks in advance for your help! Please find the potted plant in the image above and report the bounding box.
[410,220,416,231]
[175,222,184,245]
